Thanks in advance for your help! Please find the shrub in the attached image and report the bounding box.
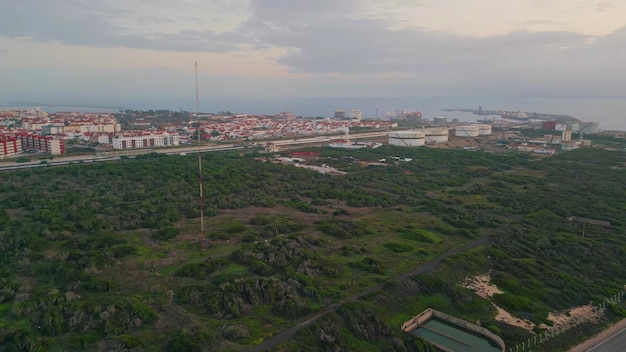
[383,242,413,253]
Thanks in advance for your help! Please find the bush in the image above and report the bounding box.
[167,333,201,352]
[317,219,372,239]
[383,242,413,253]
[349,257,385,275]
[400,228,441,243]
[152,226,179,241]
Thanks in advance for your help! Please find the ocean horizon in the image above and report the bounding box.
[2,96,625,131]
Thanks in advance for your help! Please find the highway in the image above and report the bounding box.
[0,144,243,171]
[586,328,626,352]
[0,131,390,172]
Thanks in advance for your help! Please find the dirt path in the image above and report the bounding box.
[569,318,626,352]
[246,235,490,352]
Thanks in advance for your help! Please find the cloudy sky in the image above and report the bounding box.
[1,0,625,106]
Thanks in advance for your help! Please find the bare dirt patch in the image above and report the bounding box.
[461,273,504,299]
[462,273,535,330]
[543,305,602,332]
[462,273,603,332]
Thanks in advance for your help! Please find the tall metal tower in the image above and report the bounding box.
[195,61,205,251]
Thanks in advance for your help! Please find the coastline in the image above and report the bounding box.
[569,318,626,352]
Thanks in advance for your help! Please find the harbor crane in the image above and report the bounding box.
[567,216,611,237]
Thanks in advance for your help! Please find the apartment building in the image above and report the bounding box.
[112,132,180,150]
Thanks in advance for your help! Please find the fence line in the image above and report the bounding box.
[507,286,626,352]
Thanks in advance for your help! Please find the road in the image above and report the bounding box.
[0,144,242,171]
[569,319,626,352]
[246,235,490,352]
[587,329,626,352]
[0,130,391,171]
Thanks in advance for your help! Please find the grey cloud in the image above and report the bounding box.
[1,0,625,97]
[0,0,252,52]
[249,0,360,21]
[236,2,625,95]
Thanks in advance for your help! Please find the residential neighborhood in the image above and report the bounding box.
[0,108,397,159]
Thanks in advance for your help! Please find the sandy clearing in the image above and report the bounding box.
[462,274,602,332]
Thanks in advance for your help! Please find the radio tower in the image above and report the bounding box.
[196,61,205,251]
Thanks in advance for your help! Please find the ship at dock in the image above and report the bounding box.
[442,106,582,124]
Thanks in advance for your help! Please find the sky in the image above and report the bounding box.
[1,0,625,107]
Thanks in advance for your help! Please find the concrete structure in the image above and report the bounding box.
[562,129,572,142]
[455,125,480,137]
[389,131,426,147]
[97,134,112,144]
[422,127,449,144]
[433,116,448,125]
[350,109,363,121]
[334,109,346,119]
[402,308,505,352]
[112,132,180,150]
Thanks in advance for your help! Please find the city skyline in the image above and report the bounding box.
[1,0,625,105]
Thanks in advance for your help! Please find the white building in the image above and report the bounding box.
[98,134,112,144]
[350,109,363,121]
[112,132,180,150]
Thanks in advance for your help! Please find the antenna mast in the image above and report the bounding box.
[196,61,205,251]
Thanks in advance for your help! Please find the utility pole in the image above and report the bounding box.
[196,61,205,251]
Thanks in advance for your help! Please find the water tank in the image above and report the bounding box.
[455,125,480,137]
[389,131,425,147]
[422,127,449,144]
[475,124,492,136]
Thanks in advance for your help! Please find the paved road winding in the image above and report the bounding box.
[247,235,491,352]
[569,318,626,352]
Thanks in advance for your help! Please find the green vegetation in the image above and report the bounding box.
[0,146,625,351]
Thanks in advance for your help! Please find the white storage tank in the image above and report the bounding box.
[475,124,492,136]
[422,127,449,144]
[389,131,426,147]
[455,125,480,137]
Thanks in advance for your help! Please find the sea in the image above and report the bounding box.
[2,96,625,131]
